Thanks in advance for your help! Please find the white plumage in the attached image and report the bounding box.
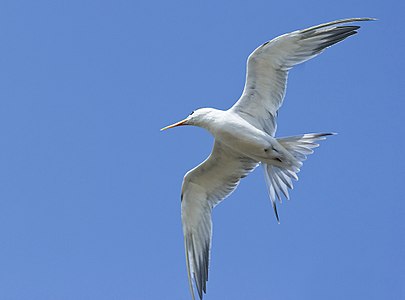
[161,18,374,300]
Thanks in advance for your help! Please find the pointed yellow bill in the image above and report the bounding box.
[160,119,188,131]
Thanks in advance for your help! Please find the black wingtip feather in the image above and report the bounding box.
[197,262,202,297]
[272,202,280,223]
[316,30,358,51]
[312,26,360,52]
[189,235,210,300]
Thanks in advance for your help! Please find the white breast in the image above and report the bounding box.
[209,111,276,160]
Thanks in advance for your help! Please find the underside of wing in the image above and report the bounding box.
[231,18,374,136]
[181,141,257,299]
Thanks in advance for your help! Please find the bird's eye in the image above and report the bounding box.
[190,111,195,115]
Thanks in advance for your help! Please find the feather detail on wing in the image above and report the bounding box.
[181,141,257,299]
[231,18,374,136]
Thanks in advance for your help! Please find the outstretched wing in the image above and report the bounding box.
[231,18,374,136]
[181,141,257,300]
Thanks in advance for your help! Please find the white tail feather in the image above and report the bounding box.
[263,133,335,221]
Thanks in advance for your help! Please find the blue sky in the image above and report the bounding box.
[0,0,404,299]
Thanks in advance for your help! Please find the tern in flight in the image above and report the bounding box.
[161,18,373,300]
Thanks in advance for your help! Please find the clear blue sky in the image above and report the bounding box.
[0,0,404,299]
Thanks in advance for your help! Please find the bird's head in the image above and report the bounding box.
[161,108,217,131]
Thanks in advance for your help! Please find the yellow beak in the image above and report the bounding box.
[160,119,188,131]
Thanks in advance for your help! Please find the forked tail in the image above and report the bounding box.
[263,133,335,222]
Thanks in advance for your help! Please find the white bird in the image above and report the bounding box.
[161,18,373,300]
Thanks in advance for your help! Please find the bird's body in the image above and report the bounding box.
[200,109,277,160]
[161,17,374,300]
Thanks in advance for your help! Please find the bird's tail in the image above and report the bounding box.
[263,133,335,222]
